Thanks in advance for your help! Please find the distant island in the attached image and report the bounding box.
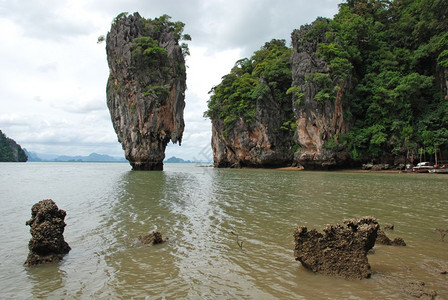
[164,156,193,163]
[0,130,27,162]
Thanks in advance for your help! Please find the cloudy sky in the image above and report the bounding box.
[0,0,340,161]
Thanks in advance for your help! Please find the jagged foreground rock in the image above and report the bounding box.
[25,199,71,266]
[293,217,379,279]
[106,13,187,170]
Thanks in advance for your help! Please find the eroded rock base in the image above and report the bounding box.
[131,162,164,171]
[25,199,71,266]
[294,217,379,279]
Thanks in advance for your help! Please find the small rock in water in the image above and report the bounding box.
[391,237,406,246]
[384,224,394,230]
[403,280,437,299]
[293,216,379,280]
[434,228,447,241]
[25,199,71,266]
[139,231,165,245]
[376,230,406,246]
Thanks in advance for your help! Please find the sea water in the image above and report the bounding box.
[0,162,446,299]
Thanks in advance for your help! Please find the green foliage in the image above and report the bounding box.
[143,85,170,98]
[130,36,170,85]
[140,14,191,57]
[323,137,340,151]
[280,120,297,131]
[302,18,331,43]
[305,73,336,102]
[322,0,448,160]
[287,86,304,105]
[131,36,168,65]
[205,39,293,134]
[112,12,129,25]
[97,35,105,44]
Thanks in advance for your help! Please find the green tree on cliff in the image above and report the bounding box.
[328,0,448,161]
[205,39,293,134]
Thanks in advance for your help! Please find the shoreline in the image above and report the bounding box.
[275,166,407,173]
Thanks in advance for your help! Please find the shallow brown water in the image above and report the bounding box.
[0,162,447,299]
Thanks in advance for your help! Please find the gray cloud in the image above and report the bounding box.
[0,0,94,40]
[36,62,58,73]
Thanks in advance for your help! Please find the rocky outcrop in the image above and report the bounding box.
[290,18,352,169]
[106,13,187,170]
[293,217,379,279]
[211,92,294,168]
[376,230,406,246]
[0,130,27,162]
[25,199,71,266]
[138,231,165,245]
[403,281,437,299]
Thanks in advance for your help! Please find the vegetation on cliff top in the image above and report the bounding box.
[0,130,27,162]
[106,13,191,101]
[205,0,448,163]
[204,39,294,135]
[129,14,191,99]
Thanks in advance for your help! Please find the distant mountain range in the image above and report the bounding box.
[24,150,126,162]
[23,151,207,164]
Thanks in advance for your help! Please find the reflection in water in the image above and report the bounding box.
[0,163,447,298]
[27,265,66,299]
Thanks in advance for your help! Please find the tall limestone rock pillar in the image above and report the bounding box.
[290,18,351,169]
[106,13,187,170]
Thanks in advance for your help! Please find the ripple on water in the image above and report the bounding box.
[1,164,447,298]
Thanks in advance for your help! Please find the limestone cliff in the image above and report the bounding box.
[208,20,352,169]
[0,130,27,162]
[211,90,294,168]
[207,2,447,169]
[106,13,187,170]
[207,40,295,168]
[290,18,351,169]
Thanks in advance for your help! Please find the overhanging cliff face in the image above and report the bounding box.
[106,13,186,170]
[290,18,351,169]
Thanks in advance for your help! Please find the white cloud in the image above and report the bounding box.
[0,0,340,160]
